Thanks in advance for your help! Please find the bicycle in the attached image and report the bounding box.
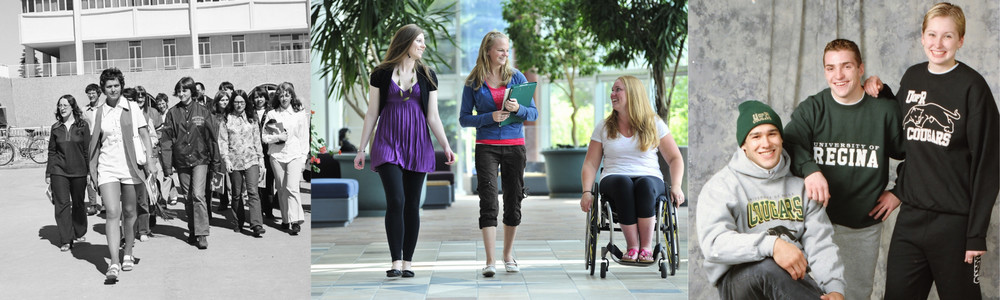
[0,127,49,166]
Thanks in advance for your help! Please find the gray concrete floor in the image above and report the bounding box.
[312,194,689,299]
[0,166,311,299]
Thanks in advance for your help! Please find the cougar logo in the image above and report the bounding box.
[903,103,961,133]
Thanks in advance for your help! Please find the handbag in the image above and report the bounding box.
[126,101,147,165]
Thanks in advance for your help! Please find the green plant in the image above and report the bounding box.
[309,110,326,173]
[311,0,457,120]
[503,0,601,147]
[579,0,687,121]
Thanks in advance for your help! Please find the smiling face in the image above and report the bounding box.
[279,91,291,109]
[741,124,783,169]
[156,98,168,112]
[823,49,865,102]
[610,79,628,113]
[103,78,122,101]
[86,90,99,104]
[408,33,426,60]
[488,38,509,70]
[921,16,963,72]
[254,94,266,109]
[57,97,72,120]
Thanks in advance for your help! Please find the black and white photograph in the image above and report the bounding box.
[0,0,312,298]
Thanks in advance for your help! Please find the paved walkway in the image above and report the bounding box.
[0,167,311,299]
[311,194,689,300]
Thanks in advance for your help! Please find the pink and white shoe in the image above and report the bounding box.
[622,248,638,262]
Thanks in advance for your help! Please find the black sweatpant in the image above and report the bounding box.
[51,175,87,244]
[885,204,982,300]
[475,144,526,228]
[599,175,662,225]
[376,163,426,262]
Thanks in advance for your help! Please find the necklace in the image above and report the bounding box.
[396,66,415,101]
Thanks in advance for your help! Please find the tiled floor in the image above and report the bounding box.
[311,194,688,299]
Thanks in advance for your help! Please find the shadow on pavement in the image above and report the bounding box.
[38,225,61,248]
[69,242,110,277]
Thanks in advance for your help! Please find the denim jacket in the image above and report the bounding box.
[459,69,538,141]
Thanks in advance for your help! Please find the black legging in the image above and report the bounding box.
[376,164,426,261]
[600,175,663,225]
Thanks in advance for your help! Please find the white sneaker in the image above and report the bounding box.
[482,265,496,277]
[504,260,519,272]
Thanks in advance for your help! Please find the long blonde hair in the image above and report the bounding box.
[373,24,436,89]
[465,31,513,89]
[605,76,658,152]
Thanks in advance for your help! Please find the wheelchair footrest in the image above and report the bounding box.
[603,243,657,267]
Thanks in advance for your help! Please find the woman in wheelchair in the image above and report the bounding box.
[579,75,685,263]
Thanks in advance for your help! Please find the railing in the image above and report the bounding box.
[22,0,257,14]
[18,49,309,78]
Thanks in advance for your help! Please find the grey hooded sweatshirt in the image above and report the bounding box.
[697,148,845,295]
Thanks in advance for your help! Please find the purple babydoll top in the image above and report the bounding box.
[370,80,435,173]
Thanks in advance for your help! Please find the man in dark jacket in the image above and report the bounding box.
[160,76,219,249]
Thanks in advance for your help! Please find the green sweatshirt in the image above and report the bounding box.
[783,89,905,228]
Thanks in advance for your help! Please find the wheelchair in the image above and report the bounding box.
[584,181,681,278]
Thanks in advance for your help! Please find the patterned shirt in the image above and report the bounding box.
[219,114,264,171]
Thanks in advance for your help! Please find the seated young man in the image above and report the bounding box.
[697,100,845,300]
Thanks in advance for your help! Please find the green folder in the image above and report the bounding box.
[499,82,537,127]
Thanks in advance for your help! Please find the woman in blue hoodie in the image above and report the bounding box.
[459,31,538,277]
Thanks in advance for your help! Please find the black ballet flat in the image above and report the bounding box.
[401,270,415,278]
[386,269,402,277]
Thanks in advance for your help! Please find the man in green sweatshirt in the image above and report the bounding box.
[783,39,905,300]
[698,100,844,300]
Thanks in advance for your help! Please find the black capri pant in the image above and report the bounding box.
[599,175,663,225]
[475,144,526,229]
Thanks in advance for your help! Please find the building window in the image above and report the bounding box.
[94,43,108,71]
[23,0,72,13]
[232,35,246,66]
[128,41,143,71]
[163,39,177,69]
[270,34,307,64]
[198,37,211,68]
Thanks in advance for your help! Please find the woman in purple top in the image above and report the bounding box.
[354,24,455,278]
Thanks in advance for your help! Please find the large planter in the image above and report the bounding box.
[540,148,588,198]
[333,154,425,217]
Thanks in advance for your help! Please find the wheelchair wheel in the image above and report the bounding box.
[28,137,48,164]
[585,206,598,275]
[662,197,680,276]
[659,261,667,278]
[0,141,13,166]
[600,260,608,278]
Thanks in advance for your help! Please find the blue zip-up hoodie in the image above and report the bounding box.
[459,69,538,141]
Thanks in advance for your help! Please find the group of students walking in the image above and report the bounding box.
[352,25,686,278]
[45,67,310,282]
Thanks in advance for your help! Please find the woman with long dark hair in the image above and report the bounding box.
[249,86,276,219]
[219,89,266,237]
[354,24,455,278]
[209,90,232,212]
[46,94,91,252]
[262,82,309,235]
